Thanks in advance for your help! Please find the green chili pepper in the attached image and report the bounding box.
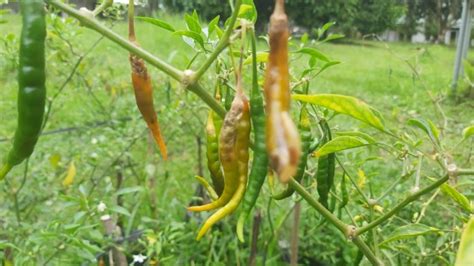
[206,110,225,196]
[315,119,335,209]
[272,105,312,200]
[0,0,46,181]
[236,30,268,242]
[337,172,348,219]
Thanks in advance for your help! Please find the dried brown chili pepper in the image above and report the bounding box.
[264,0,301,183]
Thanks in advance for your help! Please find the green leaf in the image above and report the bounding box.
[293,94,385,130]
[241,0,257,22]
[380,224,439,246]
[462,125,474,140]
[323,33,345,42]
[207,15,220,37]
[314,136,368,157]
[335,131,377,144]
[456,217,474,266]
[184,13,202,34]
[441,183,472,213]
[136,17,175,32]
[463,59,474,83]
[296,47,330,62]
[110,206,131,217]
[407,118,440,145]
[174,30,205,50]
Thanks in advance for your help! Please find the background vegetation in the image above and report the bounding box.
[0,1,473,265]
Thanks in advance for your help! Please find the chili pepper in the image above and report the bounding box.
[236,30,269,242]
[272,105,312,200]
[315,119,335,209]
[206,110,224,196]
[128,0,167,160]
[337,172,348,219]
[0,0,46,181]
[188,82,246,212]
[194,79,251,240]
[264,0,301,183]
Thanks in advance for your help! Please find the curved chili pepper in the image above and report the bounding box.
[264,0,301,183]
[0,0,46,180]
[315,119,336,209]
[273,105,312,200]
[128,0,167,160]
[188,85,245,212]
[195,80,251,240]
[236,30,268,242]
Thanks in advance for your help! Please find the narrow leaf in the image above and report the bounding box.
[336,131,377,144]
[380,224,439,246]
[110,206,131,217]
[174,30,205,49]
[136,17,175,32]
[293,94,385,130]
[115,186,144,196]
[314,136,368,157]
[296,47,330,62]
[456,217,474,266]
[407,118,440,144]
[244,52,268,65]
[441,183,472,213]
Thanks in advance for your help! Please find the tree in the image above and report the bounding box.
[353,0,404,35]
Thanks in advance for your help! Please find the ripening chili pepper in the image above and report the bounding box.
[315,119,336,209]
[272,105,312,200]
[0,0,46,181]
[188,82,246,212]
[236,30,269,242]
[128,0,167,160]
[264,0,301,183]
[194,78,251,240]
[206,110,224,196]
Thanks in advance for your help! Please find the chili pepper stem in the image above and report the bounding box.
[0,164,12,181]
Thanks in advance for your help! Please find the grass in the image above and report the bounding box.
[0,11,473,265]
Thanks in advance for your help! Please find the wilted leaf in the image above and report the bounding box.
[314,136,368,157]
[455,217,474,266]
[293,94,385,130]
[380,224,439,246]
[462,125,474,140]
[441,183,472,213]
[49,153,61,168]
[136,17,175,32]
[244,51,268,65]
[62,161,76,187]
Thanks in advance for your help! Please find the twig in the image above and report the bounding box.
[248,210,261,266]
[290,202,301,266]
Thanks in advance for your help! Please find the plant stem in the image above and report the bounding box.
[289,179,382,265]
[289,178,347,232]
[357,174,449,235]
[193,0,243,82]
[458,168,474,175]
[352,235,384,266]
[189,83,227,118]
